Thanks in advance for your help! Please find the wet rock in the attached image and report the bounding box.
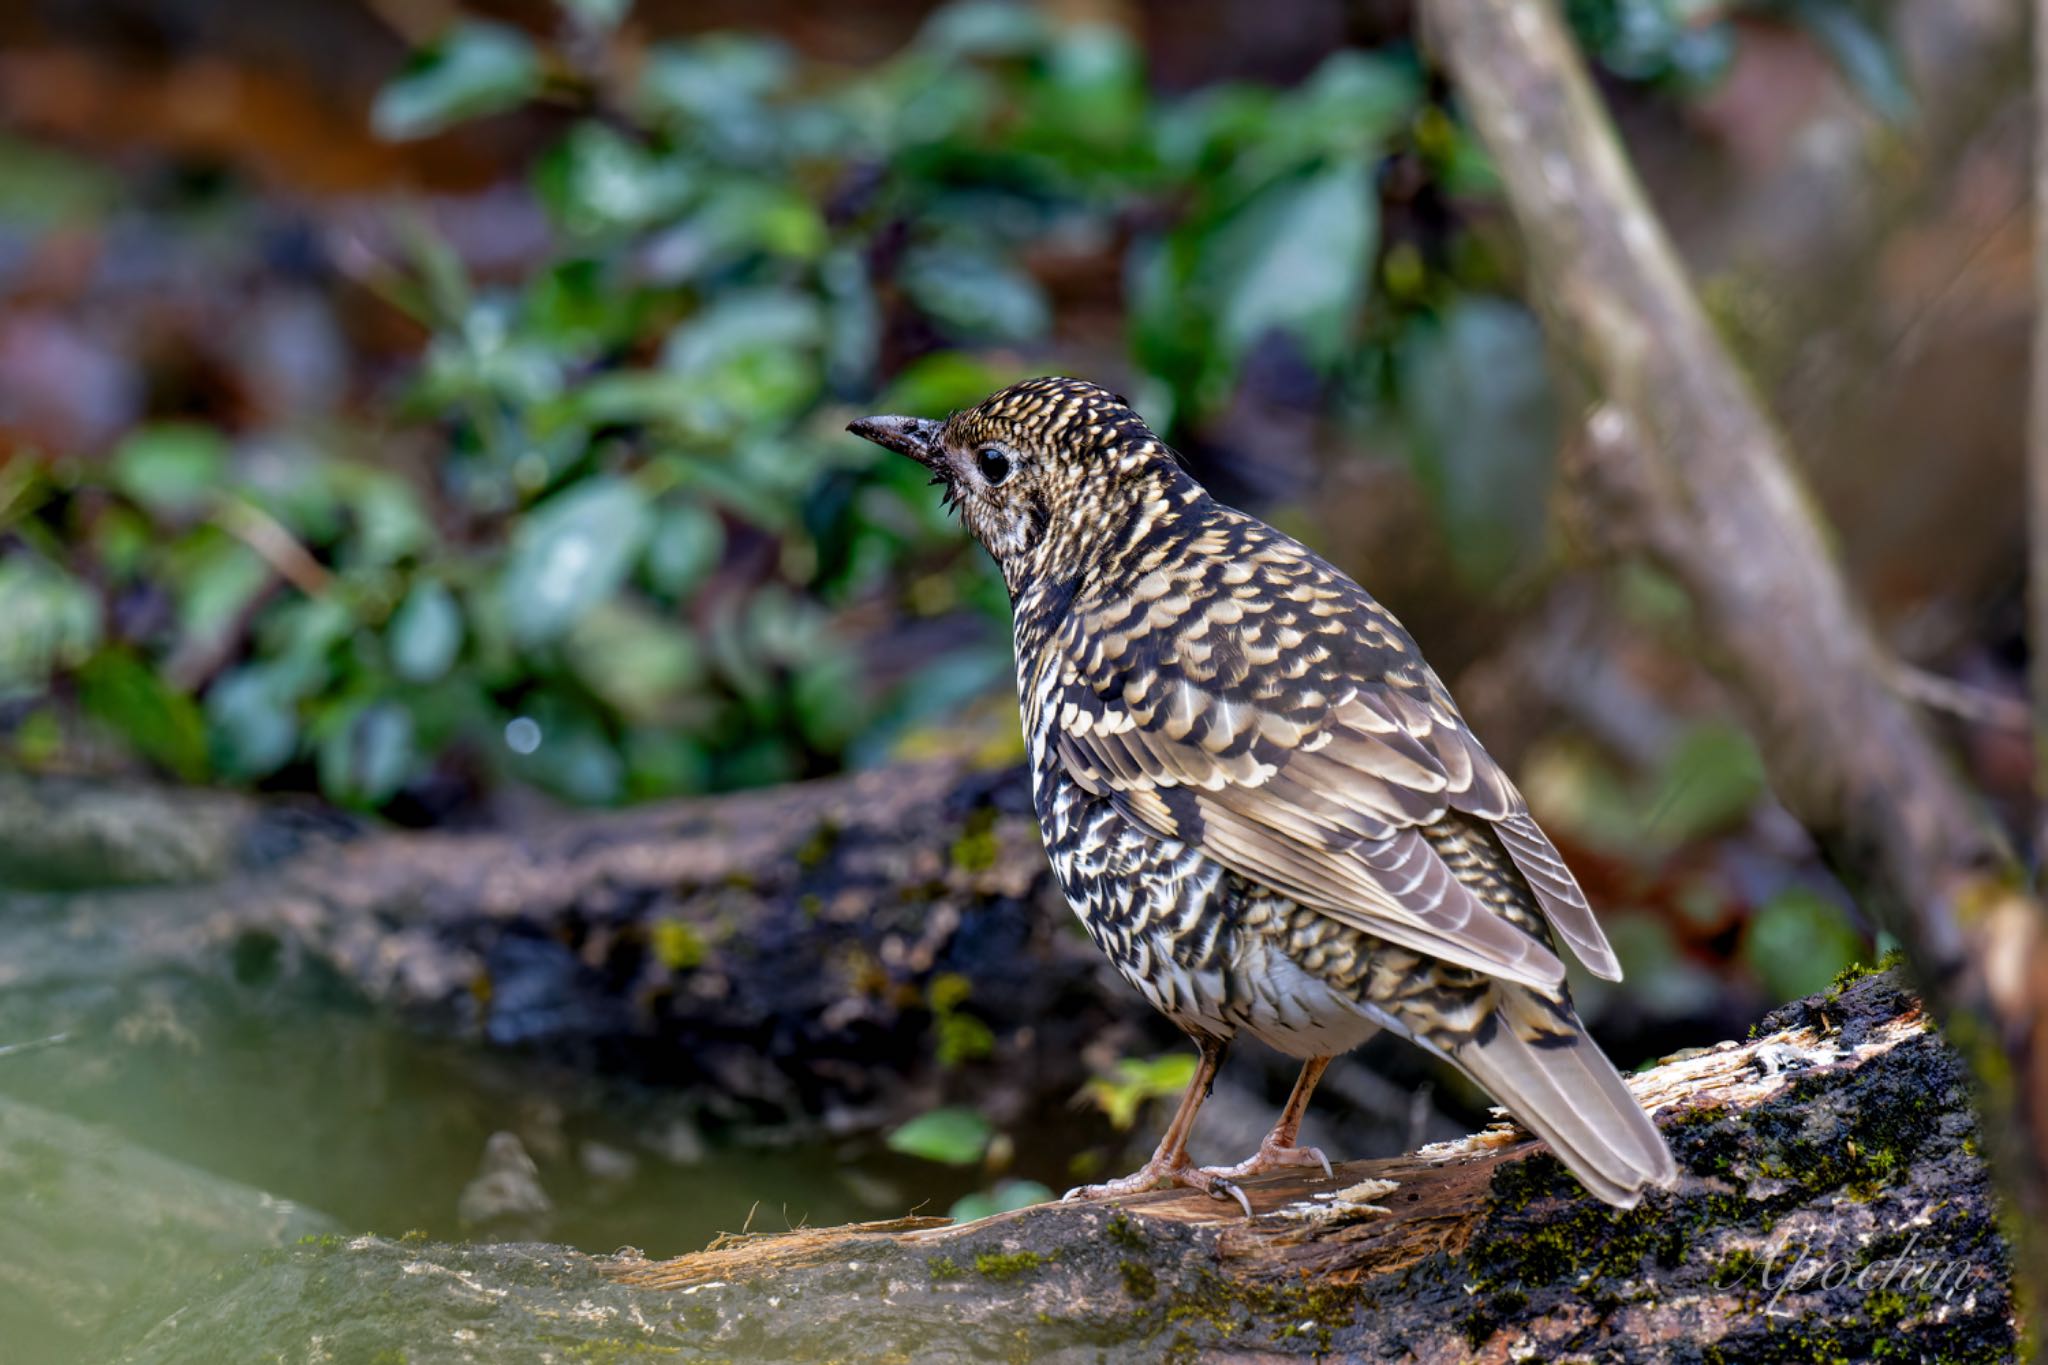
[456,1132,553,1240]
[0,1095,337,1364]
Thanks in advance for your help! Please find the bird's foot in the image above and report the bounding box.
[1198,1136,1334,1184]
[1063,1158,1253,1217]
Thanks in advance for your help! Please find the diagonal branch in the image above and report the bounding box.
[1419,0,2048,1351]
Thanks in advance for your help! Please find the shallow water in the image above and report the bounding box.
[0,888,993,1360]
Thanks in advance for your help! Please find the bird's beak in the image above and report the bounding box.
[847,414,944,468]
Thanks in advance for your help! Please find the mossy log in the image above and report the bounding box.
[101,972,2015,1363]
[1,760,1145,1139]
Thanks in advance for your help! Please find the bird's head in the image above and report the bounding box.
[848,376,1175,588]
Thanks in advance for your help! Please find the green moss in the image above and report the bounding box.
[296,1233,346,1249]
[398,1228,430,1245]
[367,1351,408,1365]
[1827,949,1904,1000]
[927,1256,962,1281]
[564,1341,682,1361]
[1106,1212,1145,1250]
[973,1250,1049,1280]
[950,808,1000,872]
[1118,1258,1157,1300]
[649,919,706,971]
[794,821,840,870]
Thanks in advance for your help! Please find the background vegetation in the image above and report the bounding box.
[0,0,2026,1311]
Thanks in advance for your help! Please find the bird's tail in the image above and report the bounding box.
[1446,985,1677,1208]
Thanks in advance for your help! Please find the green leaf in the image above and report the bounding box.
[331,466,432,568]
[645,501,726,599]
[0,132,119,229]
[875,353,1027,421]
[1743,888,1869,1004]
[918,1,1048,59]
[112,425,227,517]
[1792,0,1914,125]
[317,700,416,807]
[77,648,207,781]
[372,22,543,141]
[1396,297,1559,586]
[536,123,694,238]
[636,34,793,156]
[1641,722,1766,847]
[167,534,269,647]
[207,665,300,779]
[0,558,100,699]
[502,697,626,804]
[558,0,630,32]
[650,288,825,433]
[388,581,465,683]
[886,1107,992,1166]
[1211,157,1375,368]
[568,600,702,723]
[898,246,1048,345]
[500,477,653,646]
[1083,1052,1196,1131]
[947,1179,1052,1223]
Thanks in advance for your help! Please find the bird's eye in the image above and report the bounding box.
[976,448,1013,487]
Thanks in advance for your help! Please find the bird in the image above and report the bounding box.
[849,376,1676,1213]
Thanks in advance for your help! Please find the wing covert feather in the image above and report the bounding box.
[1041,515,1616,987]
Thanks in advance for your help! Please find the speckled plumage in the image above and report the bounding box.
[851,377,1676,1209]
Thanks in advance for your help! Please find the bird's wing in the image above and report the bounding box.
[1042,529,1621,989]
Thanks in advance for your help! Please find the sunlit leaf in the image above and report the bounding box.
[501,477,653,646]
[1083,1052,1196,1131]
[886,1106,992,1166]
[372,22,543,141]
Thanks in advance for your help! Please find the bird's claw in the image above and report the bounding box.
[1199,1142,1333,1184]
[1063,1162,1255,1218]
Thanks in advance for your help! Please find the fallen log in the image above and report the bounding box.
[98,971,2015,1363]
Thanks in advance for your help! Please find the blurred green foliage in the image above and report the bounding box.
[1567,0,1911,118]
[885,1105,992,1166]
[0,0,1913,813]
[1083,1051,1198,1131]
[0,0,1459,809]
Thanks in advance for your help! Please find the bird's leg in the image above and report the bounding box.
[1063,1035,1252,1216]
[1199,1055,1335,1182]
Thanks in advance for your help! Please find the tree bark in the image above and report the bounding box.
[97,971,2016,1363]
[1419,0,2048,1352]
